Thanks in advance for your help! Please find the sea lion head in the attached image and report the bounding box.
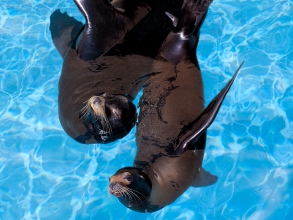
[79,93,137,143]
[108,167,152,212]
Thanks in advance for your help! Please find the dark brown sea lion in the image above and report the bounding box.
[109,0,244,212]
[49,0,184,144]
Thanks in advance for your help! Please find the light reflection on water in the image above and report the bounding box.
[0,0,293,219]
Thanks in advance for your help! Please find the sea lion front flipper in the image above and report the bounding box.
[49,9,84,59]
[174,61,244,156]
[191,168,218,187]
[74,0,152,60]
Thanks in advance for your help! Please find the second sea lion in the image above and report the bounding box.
[109,0,244,212]
[49,0,183,144]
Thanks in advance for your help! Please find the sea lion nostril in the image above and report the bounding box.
[110,182,120,191]
[93,97,102,105]
[109,182,115,190]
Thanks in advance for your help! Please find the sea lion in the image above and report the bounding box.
[49,0,183,144]
[109,0,244,212]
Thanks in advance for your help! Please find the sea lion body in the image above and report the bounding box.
[59,48,152,143]
[49,0,184,144]
[138,150,205,209]
[50,9,150,144]
[133,59,206,209]
[109,0,243,212]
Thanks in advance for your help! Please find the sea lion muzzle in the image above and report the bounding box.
[78,94,137,143]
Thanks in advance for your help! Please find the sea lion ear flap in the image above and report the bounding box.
[191,168,218,187]
[174,61,244,156]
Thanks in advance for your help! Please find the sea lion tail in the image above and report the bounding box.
[174,61,245,155]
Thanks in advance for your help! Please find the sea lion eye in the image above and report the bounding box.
[124,174,133,182]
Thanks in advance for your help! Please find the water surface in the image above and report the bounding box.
[0,0,293,219]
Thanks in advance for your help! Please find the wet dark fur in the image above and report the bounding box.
[110,0,243,213]
[50,0,185,144]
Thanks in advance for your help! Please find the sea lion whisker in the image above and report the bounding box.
[80,108,89,117]
[79,100,92,118]
[121,186,144,202]
[122,189,131,198]
[80,103,89,113]
[127,189,147,208]
[121,189,131,199]
[103,114,112,132]
[124,189,140,204]
[99,113,113,135]
[128,188,148,200]
[79,108,88,116]
[128,194,141,205]
[82,102,113,136]
[128,189,148,205]
[79,106,90,118]
[128,190,142,202]
[80,105,88,113]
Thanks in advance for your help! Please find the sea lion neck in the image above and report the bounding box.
[64,47,148,97]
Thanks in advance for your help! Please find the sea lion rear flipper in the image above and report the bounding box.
[74,0,152,60]
[174,61,244,155]
[158,0,213,65]
[191,168,218,187]
[49,9,84,59]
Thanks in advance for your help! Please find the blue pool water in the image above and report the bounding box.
[1,0,293,219]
